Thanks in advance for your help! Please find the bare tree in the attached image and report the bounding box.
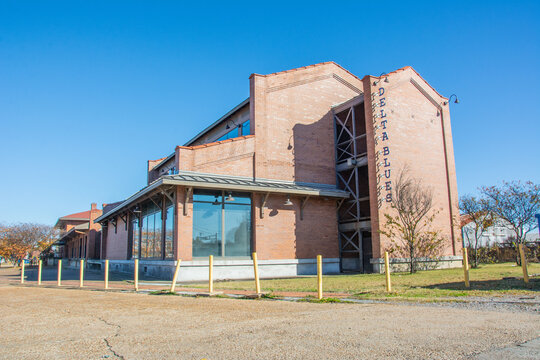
[459,195,493,268]
[481,181,540,264]
[380,167,445,273]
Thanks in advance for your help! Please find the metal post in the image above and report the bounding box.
[384,251,392,292]
[38,260,42,285]
[57,259,62,286]
[462,248,470,288]
[518,244,529,284]
[252,252,261,294]
[317,255,323,300]
[20,261,25,284]
[79,259,84,287]
[170,259,182,293]
[104,260,109,289]
[209,255,214,293]
[134,259,139,291]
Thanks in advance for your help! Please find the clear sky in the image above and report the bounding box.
[0,1,538,225]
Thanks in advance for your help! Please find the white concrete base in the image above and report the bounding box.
[88,258,340,282]
[370,255,463,273]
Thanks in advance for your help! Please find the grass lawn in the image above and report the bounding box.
[190,263,539,300]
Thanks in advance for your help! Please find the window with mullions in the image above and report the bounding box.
[216,120,250,142]
[131,198,175,260]
[241,120,250,136]
[164,200,174,259]
[192,189,251,257]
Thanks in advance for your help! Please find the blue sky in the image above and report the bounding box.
[0,1,538,224]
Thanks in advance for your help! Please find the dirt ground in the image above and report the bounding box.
[0,267,539,360]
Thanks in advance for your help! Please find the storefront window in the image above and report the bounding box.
[165,200,174,259]
[192,190,251,257]
[132,217,140,259]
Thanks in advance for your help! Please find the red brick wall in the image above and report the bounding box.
[250,62,364,184]
[253,194,338,260]
[105,218,129,260]
[175,135,255,178]
[363,67,461,259]
[175,186,193,260]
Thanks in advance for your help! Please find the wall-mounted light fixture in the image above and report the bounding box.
[225,120,237,130]
[225,192,235,202]
[373,73,390,86]
[443,94,459,105]
[284,196,293,206]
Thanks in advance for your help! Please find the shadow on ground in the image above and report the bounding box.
[423,278,539,292]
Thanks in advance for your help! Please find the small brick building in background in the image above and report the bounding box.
[55,204,102,264]
[76,62,461,280]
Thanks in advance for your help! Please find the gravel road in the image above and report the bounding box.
[1,283,539,360]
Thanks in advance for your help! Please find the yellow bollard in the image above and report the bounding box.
[20,261,25,284]
[104,260,109,289]
[170,259,182,293]
[134,259,139,291]
[518,244,529,284]
[38,260,42,285]
[209,255,214,293]
[252,252,261,295]
[317,255,323,300]
[251,252,261,295]
[384,251,392,292]
[79,259,84,287]
[462,248,470,288]
[57,259,62,286]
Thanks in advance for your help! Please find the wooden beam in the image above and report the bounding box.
[184,187,193,216]
[260,193,270,218]
[149,196,162,210]
[162,190,175,204]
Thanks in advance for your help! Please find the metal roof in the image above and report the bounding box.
[94,171,348,223]
[150,98,250,170]
[184,98,250,146]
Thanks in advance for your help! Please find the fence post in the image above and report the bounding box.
[170,259,182,293]
[104,260,109,289]
[134,259,139,291]
[209,255,214,293]
[384,251,392,292]
[20,261,25,284]
[518,244,529,284]
[462,248,470,288]
[79,259,84,287]
[252,252,261,295]
[317,255,323,300]
[37,260,42,285]
[57,259,62,286]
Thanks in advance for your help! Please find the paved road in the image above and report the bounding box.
[1,268,539,360]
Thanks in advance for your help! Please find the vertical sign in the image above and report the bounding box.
[371,84,392,208]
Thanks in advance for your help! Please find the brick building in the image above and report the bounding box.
[94,62,461,280]
[55,203,102,263]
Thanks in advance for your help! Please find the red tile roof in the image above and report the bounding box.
[365,66,446,99]
[250,61,362,82]
[59,210,91,221]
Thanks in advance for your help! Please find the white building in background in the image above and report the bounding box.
[462,217,539,247]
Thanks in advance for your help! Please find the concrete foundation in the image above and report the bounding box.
[75,258,340,282]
